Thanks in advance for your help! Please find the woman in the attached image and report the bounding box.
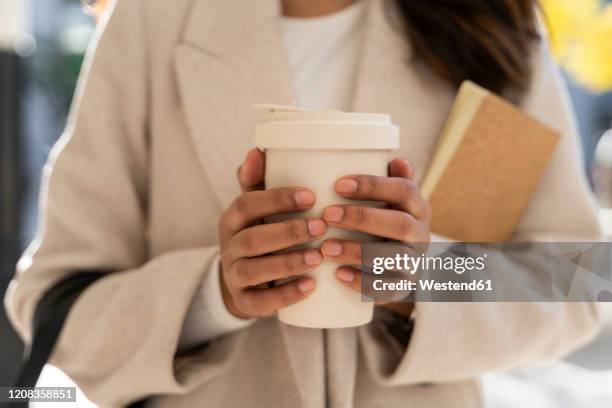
[5,0,601,407]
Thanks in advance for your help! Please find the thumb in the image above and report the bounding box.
[237,148,265,192]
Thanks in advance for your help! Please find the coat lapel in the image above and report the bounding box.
[174,2,326,406]
[173,0,294,208]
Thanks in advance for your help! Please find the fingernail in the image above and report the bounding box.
[323,206,345,223]
[336,268,355,282]
[241,160,251,175]
[304,250,322,266]
[336,178,358,194]
[307,219,327,236]
[294,190,315,207]
[322,241,342,257]
[297,278,316,292]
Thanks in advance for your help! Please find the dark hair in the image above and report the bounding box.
[394,0,540,93]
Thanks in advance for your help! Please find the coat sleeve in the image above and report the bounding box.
[3,1,228,406]
[360,40,602,386]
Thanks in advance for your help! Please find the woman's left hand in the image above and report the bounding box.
[320,158,431,301]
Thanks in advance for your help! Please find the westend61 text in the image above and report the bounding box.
[372,279,493,292]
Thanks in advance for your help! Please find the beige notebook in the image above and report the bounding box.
[420,81,560,242]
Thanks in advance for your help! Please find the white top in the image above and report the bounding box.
[280,0,367,110]
[178,1,367,350]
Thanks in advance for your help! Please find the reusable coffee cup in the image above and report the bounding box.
[255,104,400,328]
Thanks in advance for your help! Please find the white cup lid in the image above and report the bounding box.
[254,104,400,150]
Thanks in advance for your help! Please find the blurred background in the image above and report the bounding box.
[0,0,611,407]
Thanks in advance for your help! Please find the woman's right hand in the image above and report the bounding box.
[218,149,327,319]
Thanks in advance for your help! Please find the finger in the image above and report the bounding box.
[237,148,266,193]
[228,218,327,260]
[322,205,429,242]
[222,187,316,234]
[388,158,414,180]
[334,175,430,219]
[320,239,361,266]
[237,277,316,316]
[229,249,322,288]
[335,266,362,293]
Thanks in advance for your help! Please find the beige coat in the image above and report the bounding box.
[5,0,602,407]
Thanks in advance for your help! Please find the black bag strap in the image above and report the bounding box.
[12,272,147,407]
[15,272,106,388]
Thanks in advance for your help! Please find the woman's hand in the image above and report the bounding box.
[320,158,431,312]
[219,149,327,319]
